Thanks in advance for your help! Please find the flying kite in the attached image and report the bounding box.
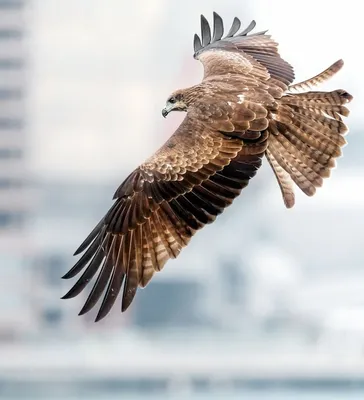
[62,12,352,321]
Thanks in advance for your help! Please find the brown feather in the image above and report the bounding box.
[266,84,352,201]
[63,12,352,321]
[266,149,295,208]
[289,60,344,93]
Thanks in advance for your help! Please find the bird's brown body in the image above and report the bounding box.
[62,13,352,321]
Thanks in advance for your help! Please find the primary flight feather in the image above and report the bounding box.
[62,12,352,321]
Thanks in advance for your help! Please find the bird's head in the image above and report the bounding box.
[162,90,189,118]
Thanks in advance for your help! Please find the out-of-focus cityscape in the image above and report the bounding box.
[0,0,363,398]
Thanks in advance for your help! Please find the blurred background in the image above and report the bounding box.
[0,0,363,399]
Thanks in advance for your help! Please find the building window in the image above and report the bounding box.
[0,148,23,159]
[0,88,22,100]
[0,30,22,40]
[0,118,23,129]
[0,211,24,228]
[43,309,63,326]
[134,281,203,328]
[44,255,65,287]
[0,1,24,9]
[0,178,22,188]
[0,59,24,69]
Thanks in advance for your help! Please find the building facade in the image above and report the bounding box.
[0,0,34,339]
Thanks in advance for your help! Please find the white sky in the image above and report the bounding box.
[27,0,362,182]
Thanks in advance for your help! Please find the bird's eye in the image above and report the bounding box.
[169,97,176,104]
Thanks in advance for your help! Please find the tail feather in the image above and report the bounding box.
[269,136,324,191]
[266,148,295,208]
[272,128,332,178]
[288,60,344,93]
[284,88,352,105]
[273,106,345,156]
[268,138,318,197]
[267,63,352,207]
[281,94,350,121]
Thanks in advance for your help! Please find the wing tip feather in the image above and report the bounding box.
[60,290,76,300]
[238,20,256,36]
[211,11,224,43]
[193,33,202,55]
[193,13,265,57]
[200,14,211,47]
[61,271,74,280]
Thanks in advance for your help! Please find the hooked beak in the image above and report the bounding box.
[162,107,169,118]
[162,102,187,118]
[162,104,173,118]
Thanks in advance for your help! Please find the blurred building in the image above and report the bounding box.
[0,0,361,346]
[0,0,36,339]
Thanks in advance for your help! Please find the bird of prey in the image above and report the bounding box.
[62,12,352,321]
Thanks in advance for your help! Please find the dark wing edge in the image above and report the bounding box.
[193,12,295,85]
[61,129,269,322]
[193,12,260,57]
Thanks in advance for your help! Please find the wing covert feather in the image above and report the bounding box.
[62,11,352,323]
[62,114,268,320]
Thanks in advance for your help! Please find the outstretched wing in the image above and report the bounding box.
[192,13,297,207]
[194,15,352,210]
[193,12,294,85]
[62,114,268,321]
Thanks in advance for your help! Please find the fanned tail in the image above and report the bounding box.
[266,60,352,207]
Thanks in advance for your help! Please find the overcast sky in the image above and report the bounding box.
[27,0,362,182]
